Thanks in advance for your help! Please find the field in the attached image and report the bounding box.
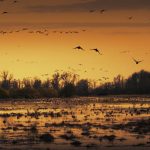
[0,96,150,150]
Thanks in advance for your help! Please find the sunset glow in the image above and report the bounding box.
[0,0,150,81]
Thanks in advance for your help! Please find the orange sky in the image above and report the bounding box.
[0,0,150,82]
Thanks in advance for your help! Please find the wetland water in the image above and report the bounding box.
[0,96,150,150]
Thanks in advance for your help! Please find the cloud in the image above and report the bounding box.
[26,0,150,13]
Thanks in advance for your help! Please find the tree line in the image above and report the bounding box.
[0,70,149,99]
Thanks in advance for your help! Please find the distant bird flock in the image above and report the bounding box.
[74,46,102,55]
[0,0,146,82]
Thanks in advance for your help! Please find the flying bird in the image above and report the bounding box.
[100,9,106,14]
[22,28,28,31]
[74,46,85,51]
[13,0,18,3]
[132,58,143,64]
[2,11,8,14]
[120,50,130,54]
[91,48,101,54]
[102,77,109,80]
[128,16,133,20]
[89,10,95,13]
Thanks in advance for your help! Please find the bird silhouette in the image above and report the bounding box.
[102,77,109,80]
[128,16,133,20]
[89,10,95,13]
[13,0,18,3]
[120,50,130,54]
[91,48,101,54]
[132,58,143,64]
[22,28,28,31]
[74,46,84,51]
[2,11,8,14]
[100,9,106,14]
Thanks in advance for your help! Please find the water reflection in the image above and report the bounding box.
[0,97,150,149]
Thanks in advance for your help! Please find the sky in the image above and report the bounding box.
[0,0,150,82]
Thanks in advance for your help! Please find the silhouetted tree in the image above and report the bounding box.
[51,73,60,91]
[33,79,42,89]
[113,75,125,94]
[0,70,149,99]
[22,78,32,88]
[0,71,13,90]
[0,88,9,99]
[11,79,19,89]
[76,79,89,96]
[60,82,75,97]
[42,79,51,88]
[126,70,150,94]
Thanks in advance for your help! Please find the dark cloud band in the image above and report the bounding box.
[27,0,150,13]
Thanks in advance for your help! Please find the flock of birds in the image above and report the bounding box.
[0,0,145,82]
[74,46,102,55]
[0,0,18,15]
[0,28,86,36]
[73,45,143,64]
[0,0,137,22]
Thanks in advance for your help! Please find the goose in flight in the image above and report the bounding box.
[74,46,84,51]
[91,48,101,54]
[13,0,18,3]
[89,10,95,13]
[132,58,143,64]
[128,16,133,20]
[100,9,106,14]
[2,11,8,14]
[22,28,28,31]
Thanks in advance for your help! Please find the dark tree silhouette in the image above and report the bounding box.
[33,79,42,89]
[0,70,149,99]
[51,73,60,91]
[76,79,89,96]
[0,71,13,90]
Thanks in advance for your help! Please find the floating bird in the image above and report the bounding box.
[74,46,84,51]
[132,58,143,64]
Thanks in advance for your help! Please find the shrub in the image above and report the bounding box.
[39,88,58,98]
[0,88,9,99]
[9,88,40,99]
[60,83,75,97]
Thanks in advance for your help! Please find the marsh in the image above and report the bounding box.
[0,96,150,150]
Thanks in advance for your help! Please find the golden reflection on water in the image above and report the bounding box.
[0,97,150,149]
